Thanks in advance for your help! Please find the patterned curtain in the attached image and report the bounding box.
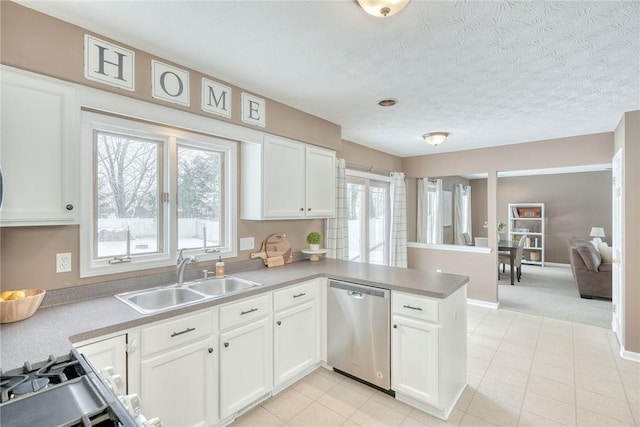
[325,159,349,259]
[389,172,407,268]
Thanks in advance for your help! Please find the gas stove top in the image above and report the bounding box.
[0,349,137,427]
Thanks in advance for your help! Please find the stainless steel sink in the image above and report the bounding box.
[115,286,206,315]
[187,276,260,296]
[115,276,262,314]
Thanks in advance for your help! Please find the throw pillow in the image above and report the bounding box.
[577,244,601,272]
[598,242,613,263]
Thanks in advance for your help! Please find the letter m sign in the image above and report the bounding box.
[84,35,135,91]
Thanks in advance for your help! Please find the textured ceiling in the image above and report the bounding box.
[17,1,640,157]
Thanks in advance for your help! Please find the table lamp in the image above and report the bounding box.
[590,227,605,245]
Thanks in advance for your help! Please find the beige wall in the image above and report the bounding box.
[0,2,341,150]
[0,2,338,291]
[402,133,614,304]
[338,140,403,173]
[614,111,640,354]
[472,172,612,264]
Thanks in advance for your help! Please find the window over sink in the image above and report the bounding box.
[80,111,237,277]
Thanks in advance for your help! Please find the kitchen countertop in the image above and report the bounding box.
[0,258,468,369]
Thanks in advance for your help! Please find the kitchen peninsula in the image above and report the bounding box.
[1,258,468,424]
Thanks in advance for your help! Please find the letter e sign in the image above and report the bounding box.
[152,60,190,106]
[241,92,266,128]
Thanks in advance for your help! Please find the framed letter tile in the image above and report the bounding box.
[241,92,266,127]
[202,78,232,118]
[152,60,190,106]
[84,34,135,91]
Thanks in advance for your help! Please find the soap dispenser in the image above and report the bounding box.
[215,255,225,278]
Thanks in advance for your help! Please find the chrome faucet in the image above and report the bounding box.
[176,248,197,286]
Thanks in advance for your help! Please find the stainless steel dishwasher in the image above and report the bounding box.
[327,279,391,390]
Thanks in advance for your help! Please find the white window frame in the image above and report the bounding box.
[346,169,391,265]
[80,107,238,278]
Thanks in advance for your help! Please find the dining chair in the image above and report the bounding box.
[499,235,527,282]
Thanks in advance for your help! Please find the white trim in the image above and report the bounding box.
[467,298,499,309]
[346,168,392,182]
[408,241,492,254]
[619,346,640,363]
[77,88,239,278]
[497,164,611,177]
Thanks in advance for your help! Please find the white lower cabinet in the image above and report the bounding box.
[139,309,218,427]
[75,334,127,391]
[141,338,216,427]
[391,315,439,406]
[273,280,320,388]
[391,287,467,420]
[219,294,273,419]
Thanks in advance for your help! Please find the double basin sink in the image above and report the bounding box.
[115,276,261,315]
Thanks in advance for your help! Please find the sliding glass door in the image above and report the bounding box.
[346,173,390,265]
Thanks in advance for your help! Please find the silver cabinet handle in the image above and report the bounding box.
[403,304,423,311]
[171,327,195,337]
[293,292,306,298]
[241,308,258,315]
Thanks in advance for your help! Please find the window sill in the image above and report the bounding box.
[408,242,492,254]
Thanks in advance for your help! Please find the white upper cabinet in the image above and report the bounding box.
[0,67,78,226]
[241,135,335,220]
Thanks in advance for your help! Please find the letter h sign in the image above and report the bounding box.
[84,35,135,91]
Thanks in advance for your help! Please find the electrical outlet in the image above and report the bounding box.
[56,253,72,273]
[240,237,255,251]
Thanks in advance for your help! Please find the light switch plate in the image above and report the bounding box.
[56,253,72,273]
[240,237,255,251]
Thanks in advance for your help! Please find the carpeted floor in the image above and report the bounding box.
[498,264,612,328]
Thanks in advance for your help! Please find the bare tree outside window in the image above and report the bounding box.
[95,131,161,258]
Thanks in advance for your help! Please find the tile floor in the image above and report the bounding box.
[233,305,639,426]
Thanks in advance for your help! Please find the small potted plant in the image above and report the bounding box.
[306,232,322,251]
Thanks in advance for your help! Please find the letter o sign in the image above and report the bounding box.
[152,60,190,106]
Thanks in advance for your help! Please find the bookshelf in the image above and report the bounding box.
[508,203,545,266]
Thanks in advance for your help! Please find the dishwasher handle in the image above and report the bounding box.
[329,280,389,299]
[347,291,364,299]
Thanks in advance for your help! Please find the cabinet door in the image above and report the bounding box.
[76,334,127,391]
[391,315,439,407]
[141,338,217,427]
[220,316,273,418]
[274,300,319,387]
[262,136,305,218]
[0,67,78,225]
[305,146,335,217]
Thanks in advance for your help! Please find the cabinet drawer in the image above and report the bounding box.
[141,310,214,357]
[392,292,440,323]
[220,293,271,330]
[274,280,318,312]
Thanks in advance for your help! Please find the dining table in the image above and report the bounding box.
[498,239,519,285]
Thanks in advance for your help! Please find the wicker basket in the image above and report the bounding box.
[0,289,46,323]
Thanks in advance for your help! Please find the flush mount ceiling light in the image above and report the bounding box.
[356,0,410,17]
[378,98,398,107]
[423,132,449,146]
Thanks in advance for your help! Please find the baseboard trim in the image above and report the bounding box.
[467,298,499,309]
[620,347,640,363]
